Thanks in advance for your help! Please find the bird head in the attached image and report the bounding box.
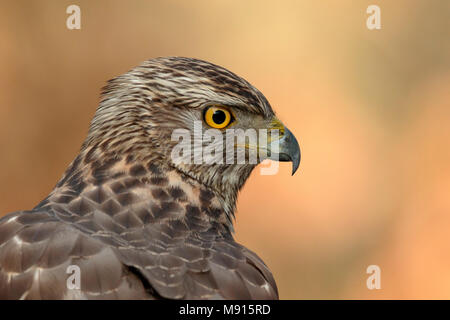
[80,57,300,214]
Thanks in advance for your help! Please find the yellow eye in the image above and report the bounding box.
[203,106,233,129]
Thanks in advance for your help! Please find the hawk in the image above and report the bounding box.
[0,57,300,299]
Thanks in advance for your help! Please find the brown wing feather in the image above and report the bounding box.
[0,210,152,299]
[0,209,277,299]
[114,230,278,299]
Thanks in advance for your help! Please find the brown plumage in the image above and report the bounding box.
[0,57,300,299]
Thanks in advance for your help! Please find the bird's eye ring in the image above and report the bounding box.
[203,106,233,129]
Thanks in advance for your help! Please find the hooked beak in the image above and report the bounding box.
[276,127,301,175]
[267,121,301,175]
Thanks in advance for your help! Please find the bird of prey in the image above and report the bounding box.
[0,57,300,299]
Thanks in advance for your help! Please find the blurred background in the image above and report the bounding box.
[0,0,449,299]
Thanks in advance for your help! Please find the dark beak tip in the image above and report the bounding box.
[286,129,301,176]
[291,152,301,176]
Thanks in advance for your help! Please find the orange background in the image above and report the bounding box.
[1,0,449,299]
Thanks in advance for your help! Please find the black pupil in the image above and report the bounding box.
[212,110,226,124]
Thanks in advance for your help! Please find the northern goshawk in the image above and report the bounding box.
[0,57,300,299]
